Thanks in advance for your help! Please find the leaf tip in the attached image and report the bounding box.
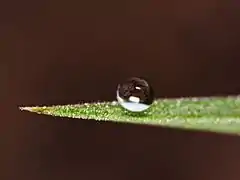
[19,106,39,112]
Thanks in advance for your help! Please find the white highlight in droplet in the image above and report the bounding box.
[129,96,140,103]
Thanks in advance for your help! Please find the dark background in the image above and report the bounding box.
[1,0,240,179]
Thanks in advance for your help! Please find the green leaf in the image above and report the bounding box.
[19,96,240,135]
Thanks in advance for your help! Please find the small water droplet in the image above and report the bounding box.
[116,77,154,112]
[111,101,118,106]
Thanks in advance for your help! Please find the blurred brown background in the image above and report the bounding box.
[1,0,240,179]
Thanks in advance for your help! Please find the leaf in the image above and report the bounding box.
[19,96,240,135]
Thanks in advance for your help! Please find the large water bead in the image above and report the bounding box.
[116,77,154,112]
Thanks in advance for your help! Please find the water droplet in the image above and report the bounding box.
[116,77,154,112]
